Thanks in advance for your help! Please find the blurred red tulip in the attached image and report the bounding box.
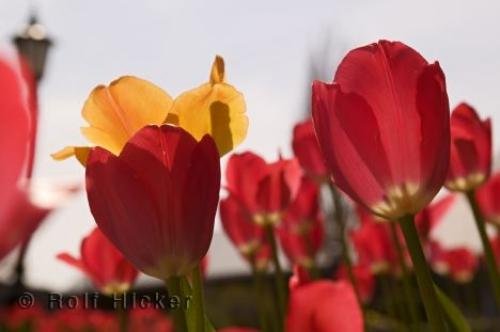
[129,307,173,332]
[39,307,117,332]
[352,207,396,274]
[286,279,363,332]
[1,305,45,331]
[0,55,31,257]
[336,263,375,303]
[292,118,328,182]
[254,157,302,225]
[429,241,478,283]
[0,57,77,260]
[278,177,324,268]
[312,40,450,220]
[86,125,220,279]
[476,172,500,226]
[220,194,270,270]
[445,103,491,192]
[225,152,302,226]
[0,56,30,200]
[415,194,456,240]
[57,227,138,295]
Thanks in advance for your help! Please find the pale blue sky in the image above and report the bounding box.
[1,0,499,291]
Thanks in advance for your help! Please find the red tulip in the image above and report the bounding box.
[278,177,324,268]
[286,279,363,332]
[415,194,456,240]
[220,194,270,269]
[292,118,328,181]
[475,172,500,226]
[57,227,138,294]
[0,57,77,259]
[129,307,173,332]
[352,207,397,274]
[336,263,375,303]
[254,157,302,225]
[225,152,302,226]
[86,125,220,279]
[312,40,450,220]
[429,241,478,283]
[445,103,491,191]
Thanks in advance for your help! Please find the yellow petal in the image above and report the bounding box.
[168,56,248,156]
[82,76,173,155]
[210,55,225,84]
[51,146,91,166]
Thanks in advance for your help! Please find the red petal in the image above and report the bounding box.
[416,63,450,198]
[80,228,138,290]
[0,57,30,219]
[476,173,500,223]
[226,152,268,212]
[292,118,328,179]
[286,280,363,332]
[312,81,389,208]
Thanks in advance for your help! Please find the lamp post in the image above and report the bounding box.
[12,13,53,82]
[11,13,53,287]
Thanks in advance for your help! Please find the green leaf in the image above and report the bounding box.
[434,284,471,332]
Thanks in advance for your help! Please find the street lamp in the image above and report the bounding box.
[12,13,53,82]
[11,13,53,288]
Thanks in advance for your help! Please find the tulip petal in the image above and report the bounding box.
[86,147,164,277]
[416,63,450,198]
[81,76,173,155]
[57,253,85,271]
[169,57,247,155]
[312,81,389,209]
[226,152,268,212]
[286,280,363,332]
[220,195,264,258]
[0,57,30,215]
[292,119,328,179]
[51,146,90,166]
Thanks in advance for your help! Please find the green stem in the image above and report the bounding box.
[328,183,362,305]
[389,222,420,326]
[166,276,189,332]
[399,215,446,332]
[252,267,273,332]
[465,190,500,308]
[380,276,398,320]
[116,293,128,332]
[304,233,321,279]
[191,265,207,332]
[264,224,286,331]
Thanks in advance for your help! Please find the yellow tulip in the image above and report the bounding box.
[52,56,247,165]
